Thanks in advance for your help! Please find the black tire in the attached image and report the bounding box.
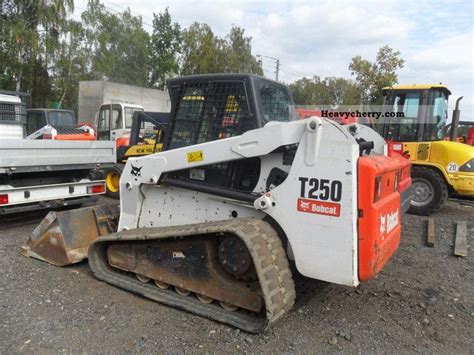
[408,166,448,216]
[105,164,124,199]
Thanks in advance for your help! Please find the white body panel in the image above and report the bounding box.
[0,94,24,139]
[0,124,23,139]
[118,118,387,287]
[0,139,116,173]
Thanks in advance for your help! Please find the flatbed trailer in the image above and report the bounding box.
[0,139,116,214]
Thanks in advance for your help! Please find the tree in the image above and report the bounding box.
[0,0,74,106]
[349,45,404,104]
[82,0,150,86]
[326,77,361,106]
[148,8,182,90]
[49,19,90,111]
[289,76,361,107]
[225,26,263,75]
[180,23,262,75]
[180,22,222,75]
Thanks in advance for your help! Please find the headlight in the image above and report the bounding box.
[459,158,474,172]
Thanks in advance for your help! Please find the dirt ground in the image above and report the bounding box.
[1,198,472,354]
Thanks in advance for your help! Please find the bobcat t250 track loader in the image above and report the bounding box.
[22,74,410,332]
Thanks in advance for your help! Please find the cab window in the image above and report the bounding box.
[259,80,293,122]
[168,81,250,149]
[385,92,421,141]
[422,91,447,141]
[48,111,75,128]
[97,106,110,140]
[111,105,123,130]
[26,111,46,135]
[124,107,144,128]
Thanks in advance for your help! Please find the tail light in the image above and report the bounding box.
[374,176,382,202]
[87,184,105,194]
[0,194,9,205]
[42,134,53,140]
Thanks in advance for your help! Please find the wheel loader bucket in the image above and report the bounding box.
[20,204,120,266]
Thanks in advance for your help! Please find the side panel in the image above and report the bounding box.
[137,186,264,228]
[0,139,116,172]
[256,121,360,286]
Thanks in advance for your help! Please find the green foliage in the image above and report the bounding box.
[225,26,263,75]
[82,0,150,86]
[289,76,361,107]
[349,45,405,104]
[0,0,74,106]
[149,7,182,90]
[180,23,262,75]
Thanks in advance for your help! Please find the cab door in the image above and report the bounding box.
[26,111,47,135]
[110,104,125,141]
[97,105,111,140]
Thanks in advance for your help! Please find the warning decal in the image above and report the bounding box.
[297,198,341,217]
[187,150,204,163]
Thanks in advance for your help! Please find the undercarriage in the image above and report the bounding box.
[88,218,296,332]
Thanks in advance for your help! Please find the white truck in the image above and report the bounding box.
[0,92,116,215]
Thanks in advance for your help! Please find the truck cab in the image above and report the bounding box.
[26,109,76,136]
[95,103,144,145]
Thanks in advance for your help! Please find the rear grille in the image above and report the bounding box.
[0,103,17,121]
[56,128,88,135]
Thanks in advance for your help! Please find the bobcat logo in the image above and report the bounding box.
[299,200,310,211]
[131,164,142,177]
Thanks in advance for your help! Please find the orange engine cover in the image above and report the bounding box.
[358,156,402,282]
[54,134,95,141]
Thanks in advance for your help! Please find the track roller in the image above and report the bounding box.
[196,294,213,304]
[136,274,150,283]
[175,287,191,296]
[154,280,170,289]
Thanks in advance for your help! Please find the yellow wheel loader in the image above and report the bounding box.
[22,74,409,332]
[380,84,474,215]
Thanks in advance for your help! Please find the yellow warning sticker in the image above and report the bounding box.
[187,150,204,163]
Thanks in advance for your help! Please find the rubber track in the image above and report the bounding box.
[88,217,296,333]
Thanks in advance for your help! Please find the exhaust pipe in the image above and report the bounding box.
[450,96,463,141]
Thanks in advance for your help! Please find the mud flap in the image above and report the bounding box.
[20,204,119,266]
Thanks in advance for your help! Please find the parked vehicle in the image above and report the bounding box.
[380,84,474,215]
[23,74,410,332]
[0,92,116,215]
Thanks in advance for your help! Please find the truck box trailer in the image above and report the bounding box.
[78,81,171,124]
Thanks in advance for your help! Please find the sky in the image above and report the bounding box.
[74,0,474,121]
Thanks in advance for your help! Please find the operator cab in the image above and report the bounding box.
[166,74,296,150]
[164,74,297,192]
[380,84,451,142]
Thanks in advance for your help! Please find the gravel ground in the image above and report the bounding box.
[1,199,472,354]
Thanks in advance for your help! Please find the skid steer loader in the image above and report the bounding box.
[22,74,409,332]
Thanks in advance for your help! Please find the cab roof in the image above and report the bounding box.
[382,84,451,95]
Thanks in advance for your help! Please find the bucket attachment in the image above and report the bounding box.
[20,204,120,266]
